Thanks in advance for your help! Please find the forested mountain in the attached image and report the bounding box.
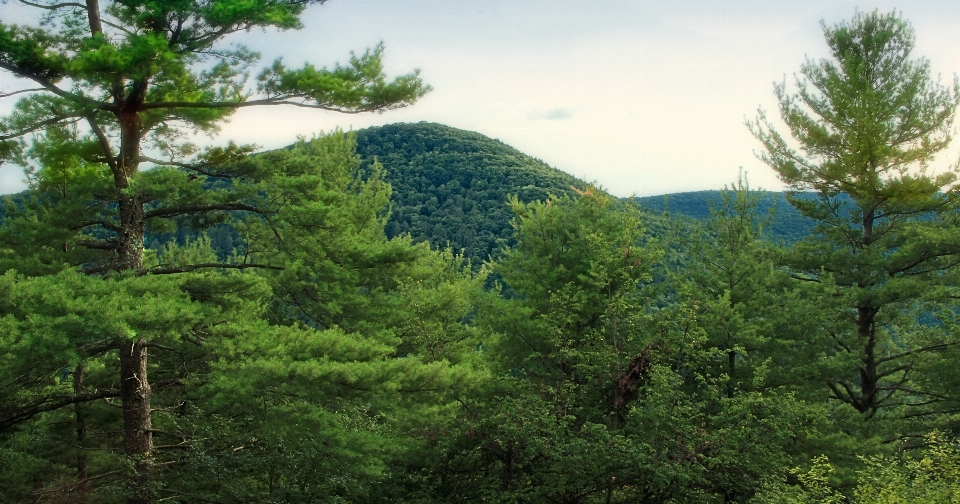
[354,122,813,258]
[355,122,587,260]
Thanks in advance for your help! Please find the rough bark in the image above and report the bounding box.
[120,338,153,504]
[84,0,102,36]
[116,194,145,273]
[113,80,153,502]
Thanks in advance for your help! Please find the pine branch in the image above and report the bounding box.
[71,219,121,233]
[138,155,238,178]
[148,262,283,275]
[144,202,263,219]
[0,61,111,110]
[0,388,120,432]
[0,113,84,141]
[140,97,378,113]
[76,239,119,251]
[17,0,86,10]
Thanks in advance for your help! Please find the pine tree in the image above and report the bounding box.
[749,10,960,422]
[0,2,427,501]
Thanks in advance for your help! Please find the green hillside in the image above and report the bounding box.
[2,124,812,257]
[353,123,813,256]
[354,122,587,261]
[635,190,813,243]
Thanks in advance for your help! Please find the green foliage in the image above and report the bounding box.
[0,130,491,503]
[6,5,960,501]
[755,433,960,503]
[0,266,270,502]
[395,189,818,503]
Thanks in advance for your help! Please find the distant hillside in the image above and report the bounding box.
[355,122,587,261]
[635,191,814,244]
[1,124,817,261]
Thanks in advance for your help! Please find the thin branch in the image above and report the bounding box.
[76,239,119,251]
[0,114,83,141]
[148,262,283,275]
[876,364,910,380]
[86,113,118,173]
[143,342,176,351]
[99,19,135,36]
[17,0,86,10]
[138,155,236,178]
[876,343,951,365]
[30,469,122,502]
[0,61,111,110]
[140,97,376,113]
[0,87,46,99]
[0,388,120,432]
[144,202,263,220]
[71,220,121,233]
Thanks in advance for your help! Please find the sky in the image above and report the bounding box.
[3,0,960,197]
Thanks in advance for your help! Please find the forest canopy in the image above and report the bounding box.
[2,5,960,504]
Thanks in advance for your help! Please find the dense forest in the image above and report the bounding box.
[3,3,960,504]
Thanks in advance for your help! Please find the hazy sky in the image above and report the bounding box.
[3,0,960,196]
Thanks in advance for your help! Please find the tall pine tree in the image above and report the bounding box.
[749,10,960,425]
[0,2,427,502]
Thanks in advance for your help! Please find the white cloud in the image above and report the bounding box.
[528,108,574,121]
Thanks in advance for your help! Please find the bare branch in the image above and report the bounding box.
[17,0,86,10]
[0,61,112,110]
[140,97,378,113]
[143,343,177,352]
[71,219,121,233]
[0,87,46,99]
[138,155,238,178]
[76,239,119,251]
[877,343,951,365]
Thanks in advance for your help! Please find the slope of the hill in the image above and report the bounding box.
[354,122,588,261]
[635,191,814,244]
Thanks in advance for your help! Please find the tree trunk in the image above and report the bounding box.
[116,194,146,272]
[84,0,102,36]
[74,364,90,502]
[113,85,152,503]
[727,350,736,399]
[120,338,153,504]
[858,306,879,415]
